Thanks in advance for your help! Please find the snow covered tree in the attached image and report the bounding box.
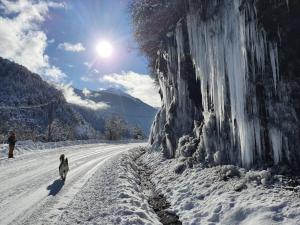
[104,116,129,140]
[131,126,145,140]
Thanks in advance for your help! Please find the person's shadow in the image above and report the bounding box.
[47,179,65,196]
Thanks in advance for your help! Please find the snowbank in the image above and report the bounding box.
[58,148,161,225]
[141,152,300,225]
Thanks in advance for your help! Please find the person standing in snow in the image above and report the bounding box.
[8,132,16,158]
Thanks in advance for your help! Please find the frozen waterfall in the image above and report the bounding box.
[185,0,280,167]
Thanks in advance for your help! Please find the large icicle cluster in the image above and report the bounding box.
[186,0,280,167]
[149,0,300,170]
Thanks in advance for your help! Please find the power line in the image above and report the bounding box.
[0,99,57,110]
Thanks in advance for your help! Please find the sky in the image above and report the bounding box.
[0,0,161,108]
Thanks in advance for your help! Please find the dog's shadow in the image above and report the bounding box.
[47,179,65,196]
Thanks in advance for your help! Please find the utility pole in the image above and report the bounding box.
[47,102,54,142]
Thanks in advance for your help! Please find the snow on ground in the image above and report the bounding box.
[0,139,145,160]
[0,140,98,159]
[0,141,159,225]
[141,151,300,225]
[58,149,160,225]
[3,140,298,225]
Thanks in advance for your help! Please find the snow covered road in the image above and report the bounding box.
[0,142,146,225]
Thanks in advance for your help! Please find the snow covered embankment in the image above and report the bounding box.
[58,148,161,225]
[141,152,300,225]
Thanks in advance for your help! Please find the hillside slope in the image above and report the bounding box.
[0,57,157,141]
[0,57,95,141]
[73,88,158,135]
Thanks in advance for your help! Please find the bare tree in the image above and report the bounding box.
[105,116,129,140]
[130,0,186,77]
[132,126,145,140]
[47,102,54,142]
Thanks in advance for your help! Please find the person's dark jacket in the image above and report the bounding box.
[8,136,16,146]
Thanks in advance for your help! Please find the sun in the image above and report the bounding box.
[96,41,113,58]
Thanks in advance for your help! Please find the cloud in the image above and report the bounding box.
[58,42,85,52]
[102,71,161,107]
[0,0,66,82]
[80,76,92,82]
[58,84,109,110]
[48,39,55,44]
[43,65,66,82]
[82,88,91,96]
[83,62,92,68]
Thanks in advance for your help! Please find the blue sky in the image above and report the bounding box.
[0,0,160,107]
[45,0,148,89]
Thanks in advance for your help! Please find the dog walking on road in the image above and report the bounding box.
[59,154,69,181]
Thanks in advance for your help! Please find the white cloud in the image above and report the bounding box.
[83,62,92,68]
[80,69,101,83]
[80,76,92,82]
[48,39,55,44]
[58,42,85,52]
[42,64,66,82]
[102,71,161,107]
[0,0,66,82]
[47,1,65,8]
[58,84,109,110]
[82,88,91,97]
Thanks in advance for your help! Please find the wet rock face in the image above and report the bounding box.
[149,20,202,159]
[149,0,300,171]
[256,0,300,168]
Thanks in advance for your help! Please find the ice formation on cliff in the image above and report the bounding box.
[184,0,283,167]
[148,0,299,169]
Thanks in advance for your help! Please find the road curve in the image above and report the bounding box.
[0,142,145,225]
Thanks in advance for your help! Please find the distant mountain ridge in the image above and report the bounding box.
[0,57,157,141]
[73,88,157,135]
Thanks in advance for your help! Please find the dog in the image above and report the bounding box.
[59,154,69,181]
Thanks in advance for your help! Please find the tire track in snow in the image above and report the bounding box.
[0,145,124,213]
[0,144,125,195]
[0,142,144,225]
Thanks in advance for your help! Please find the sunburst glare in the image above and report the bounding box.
[96,40,113,58]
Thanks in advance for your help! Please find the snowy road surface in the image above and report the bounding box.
[0,142,146,225]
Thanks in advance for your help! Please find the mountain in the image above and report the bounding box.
[0,57,157,141]
[72,88,158,135]
[0,57,96,141]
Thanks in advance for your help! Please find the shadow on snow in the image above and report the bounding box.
[47,179,65,196]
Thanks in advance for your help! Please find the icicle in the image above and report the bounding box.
[176,21,185,62]
[176,21,184,77]
[186,0,281,167]
[269,42,280,90]
[286,0,289,10]
[269,128,282,164]
[253,96,262,159]
[254,119,262,159]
